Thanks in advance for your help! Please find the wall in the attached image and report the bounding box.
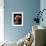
[40,0,46,45]
[0,0,4,42]
[4,0,40,42]
[40,0,46,27]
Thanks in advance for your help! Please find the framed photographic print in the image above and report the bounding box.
[12,12,23,26]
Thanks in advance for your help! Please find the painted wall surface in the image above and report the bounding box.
[40,0,46,45]
[4,0,40,42]
[40,0,46,27]
[0,0,4,41]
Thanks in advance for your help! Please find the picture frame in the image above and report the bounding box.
[12,12,23,26]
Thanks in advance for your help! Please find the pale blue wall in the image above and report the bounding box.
[4,0,40,42]
[40,0,46,27]
[40,0,46,44]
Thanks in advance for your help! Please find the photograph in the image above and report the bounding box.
[12,12,23,26]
